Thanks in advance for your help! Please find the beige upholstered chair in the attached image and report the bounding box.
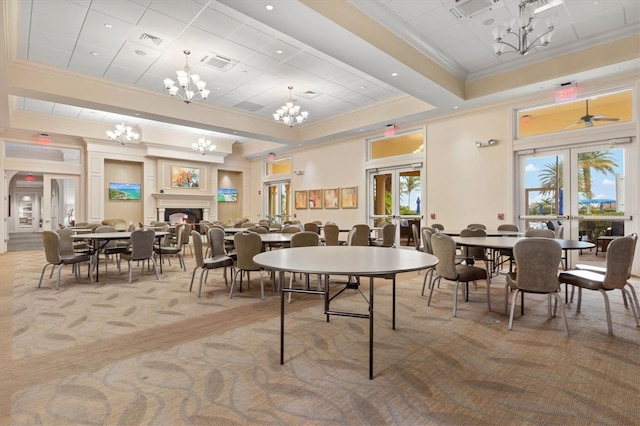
[153,223,186,271]
[505,238,568,336]
[248,225,268,234]
[101,218,127,231]
[559,236,638,333]
[281,225,300,234]
[322,223,341,246]
[190,230,235,297]
[495,224,520,272]
[467,223,486,230]
[119,228,158,284]
[240,222,255,228]
[38,230,93,290]
[420,227,436,295]
[287,231,321,302]
[230,231,269,300]
[347,224,370,246]
[429,232,491,317]
[460,227,489,268]
[411,223,421,251]
[524,228,555,238]
[431,223,445,231]
[95,225,128,273]
[303,222,320,234]
[371,223,396,247]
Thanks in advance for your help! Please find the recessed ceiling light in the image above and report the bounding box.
[276,49,283,54]
[134,49,146,56]
[266,5,274,11]
[453,106,459,109]
[391,72,398,77]
[90,52,98,56]
[104,23,112,28]
[360,85,366,89]
[483,18,494,26]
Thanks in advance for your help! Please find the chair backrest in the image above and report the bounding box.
[281,225,300,234]
[602,236,636,290]
[467,223,486,230]
[431,223,445,231]
[56,227,75,254]
[460,227,487,259]
[421,227,433,255]
[127,223,136,232]
[129,228,155,260]
[240,222,255,228]
[42,230,61,264]
[348,224,370,246]
[248,225,268,234]
[291,231,320,248]
[303,222,320,234]
[524,228,555,238]
[207,227,227,257]
[96,225,118,248]
[512,237,562,293]
[270,223,282,231]
[159,223,171,247]
[497,224,519,232]
[179,224,192,245]
[431,232,459,280]
[323,223,340,246]
[234,231,263,271]
[379,223,396,247]
[553,225,564,239]
[411,223,421,251]
[192,230,206,268]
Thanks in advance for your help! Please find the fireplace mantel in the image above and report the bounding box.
[152,193,214,221]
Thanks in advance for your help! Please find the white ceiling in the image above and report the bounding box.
[6,0,640,154]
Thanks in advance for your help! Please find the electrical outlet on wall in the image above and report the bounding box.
[497,213,504,220]
[430,213,436,220]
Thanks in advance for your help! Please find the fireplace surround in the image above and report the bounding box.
[152,193,213,225]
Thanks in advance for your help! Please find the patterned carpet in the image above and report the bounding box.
[4,249,640,425]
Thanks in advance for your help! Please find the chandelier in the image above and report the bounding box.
[106,122,139,145]
[273,86,308,127]
[192,137,215,155]
[163,50,210,104]
[493,0,561,56]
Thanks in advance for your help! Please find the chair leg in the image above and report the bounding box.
[128,259,133,284]
[230,270,241,299]
[485,278,491,312]
[622,288,640,326]
[625,283,640,322]
[189,266,199,292]
[56,265,64,290]
[150,258,159,279]
[598,289,613,334]
[198,269,207,298]
[508,289,520,330]
[38,263,53,288]
[453,280,461,317]
[554,292,570,337]
[427,276,441,306]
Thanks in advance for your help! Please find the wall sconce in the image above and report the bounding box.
[476,138,498,148]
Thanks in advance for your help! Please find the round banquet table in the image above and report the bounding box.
[254,246,438,379]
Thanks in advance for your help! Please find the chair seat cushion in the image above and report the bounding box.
[61,253,91,264]
[204,255,234,268]
[154,247,181,255]
[455,264,487,281]
[559,269,605,290]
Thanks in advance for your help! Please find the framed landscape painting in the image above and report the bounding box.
[308,189,323,209]
[324,188,339,209]
[340,186,358,209]
[171,166,200,188]
[295,190,308,209]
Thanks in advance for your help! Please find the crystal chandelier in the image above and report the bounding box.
[273,86,308,127]
[106,122,139,145]
[163,50,210,104]
[493,0,561,56]
[192,137,215,155]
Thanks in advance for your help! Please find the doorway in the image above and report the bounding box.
[368,165,423,246]
[264,180,291,223]
[518,141,631,267]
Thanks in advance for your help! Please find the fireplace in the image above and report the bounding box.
[152,193,214,227]
[164,208,203,225]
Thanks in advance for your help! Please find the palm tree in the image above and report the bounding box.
[400,176,420,210]
[538,159,562,197]
[578,151,618,199]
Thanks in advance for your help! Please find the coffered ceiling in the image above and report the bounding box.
[1,0,638,158]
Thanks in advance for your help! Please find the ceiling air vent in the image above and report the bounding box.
[448,0,503,19]
[139,33,163,46]
[200,53,237,72]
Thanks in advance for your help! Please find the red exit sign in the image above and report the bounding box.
[555,83,578,102]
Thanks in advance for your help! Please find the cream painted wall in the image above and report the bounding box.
[104,160,143,225]
[426,106,514,230]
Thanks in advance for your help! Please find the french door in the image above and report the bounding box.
[43,174,79,231]
[264,180,291,224]
[518,141,631,266]
[368,165,423,246]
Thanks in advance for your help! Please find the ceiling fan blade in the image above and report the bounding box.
[563,121,583,130]
[592,117,620,122]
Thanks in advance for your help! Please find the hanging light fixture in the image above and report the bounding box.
[493,0,561,56]
[106,122,139,145]
[273,86,308,127]
[192,137,215,155]
[163,50,210,104]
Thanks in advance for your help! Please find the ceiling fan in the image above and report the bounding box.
[564,99,620,129]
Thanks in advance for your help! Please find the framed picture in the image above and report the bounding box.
[340,186,358,209]
[308,189,323,209]
[324,188,339,209]
[171,166,200,188]
[295,190,308,209]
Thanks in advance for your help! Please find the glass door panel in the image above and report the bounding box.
[43,174,78,231]
[265,181,290,223]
